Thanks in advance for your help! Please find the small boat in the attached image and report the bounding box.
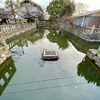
[41,50,59,60]
[86,49,100,68]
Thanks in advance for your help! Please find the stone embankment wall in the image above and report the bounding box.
[36,20,61,28]
[0,32,11,65]
[0,23,36,65]
[0,23,36,40]
[59,22,100,42]
[36,20,100,42]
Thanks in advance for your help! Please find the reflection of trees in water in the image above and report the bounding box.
[38,59,45,67]
[61,29,100,53]
[77,57,100,86]
[7,28,45,61]
[47,29,68,50]
[0,57,16,96]
[16,28,44,46]
[7,28,69,51]
[17,38,28,47]
[10,46,23,61]
[6,28,44,48]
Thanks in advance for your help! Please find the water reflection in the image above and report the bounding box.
[47,29,69,50]
[1,28,100,99]
[6,28,44,49]
[6,28,100,54]
[61,29,100,53]
[6,28,69,51]
[38,59,47,67]
[0,57,16,96]
[77,56,100,86]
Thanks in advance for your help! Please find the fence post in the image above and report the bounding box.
[0,32,9,52]
[90,25,95,34]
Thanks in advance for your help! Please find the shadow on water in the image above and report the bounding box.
[0,57,16,96]
[38,59,59,68]
[77,56,100,86]
[60,29,100,53]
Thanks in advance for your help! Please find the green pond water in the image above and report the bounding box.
[0,28,100,100]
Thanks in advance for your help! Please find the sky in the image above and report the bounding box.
[0,0,52,9]
[75,0,100,11]
[36,0,100,11]
[0,0,100,11]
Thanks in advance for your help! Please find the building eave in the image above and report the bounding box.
[21,0,44,13]
[73,9,100,18]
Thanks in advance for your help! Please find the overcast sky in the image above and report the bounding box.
[75,0,100,11]
[0,0,52,9]
[0,0,100,11]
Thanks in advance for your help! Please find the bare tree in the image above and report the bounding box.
[74,2,88,14]
[5,0,20,24]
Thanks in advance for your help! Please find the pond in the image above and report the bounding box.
[0,28,100,100]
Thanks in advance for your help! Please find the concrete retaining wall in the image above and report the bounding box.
[0,23,36,40]
[0,23,36,65]
[60,23,100,42]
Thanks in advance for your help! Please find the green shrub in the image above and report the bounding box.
[18,19,27,24]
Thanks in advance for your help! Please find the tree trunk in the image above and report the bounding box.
[13,14,17,24]
[10,0,17,24]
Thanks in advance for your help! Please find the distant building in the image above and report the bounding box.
[0,8,11,25]
[20,0,44,22]
[72,9,100,28]
[44,12,50,20]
